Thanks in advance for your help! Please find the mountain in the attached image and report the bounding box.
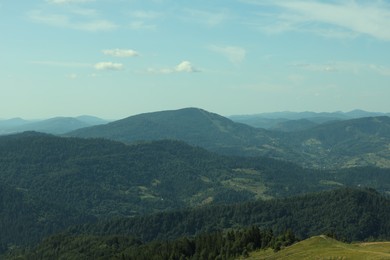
[0,118,33,135]
[76,115,109,126]
[229,110,390,129]
[67,107,282,156]
[270,118,318,132]
[285,116,390,168]
[0,116,108,135]
[15,117,91,134]
[67,108,390,169]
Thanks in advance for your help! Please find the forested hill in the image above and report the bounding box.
[0,132,310,249]
[284,116,390,168]
[68,188,390,243]
[2,132,390,250]
[5,188,390,259]
[66,107,277,152]
[66,108,390,169]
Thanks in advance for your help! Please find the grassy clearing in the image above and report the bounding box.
[246,235,390,260]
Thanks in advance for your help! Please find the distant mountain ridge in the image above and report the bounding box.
[0,115,108,135]
[67,107,277,152]
[66,108,390,169]
[229,109,390,130]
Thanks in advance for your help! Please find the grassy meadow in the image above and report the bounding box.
[246,235,390,259]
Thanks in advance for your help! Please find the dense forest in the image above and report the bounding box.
[1,131,390,257]
[67,188,390,243]
[4,188,388,259]
[6,227,297,259]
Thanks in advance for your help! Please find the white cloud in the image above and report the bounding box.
[242,0,390,41]
[76,20,117,31]
[292,63,338,73]
[94,62,123,71]
[209,45,246,64]
[102,49,139,58]
[147,61,200,74]
[29,10,117,32]
[175,61,198,73]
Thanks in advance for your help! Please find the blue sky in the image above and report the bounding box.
[1,0,390,119]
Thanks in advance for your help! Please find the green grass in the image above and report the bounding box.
[246,235,390,260]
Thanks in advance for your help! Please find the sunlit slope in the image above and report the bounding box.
[248,235,390,259]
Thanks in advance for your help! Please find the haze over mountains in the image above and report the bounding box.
[66,108,390,169]
[229,109,390,130]
[0,116,108,135]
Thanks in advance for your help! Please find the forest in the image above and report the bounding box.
[1,130,390,258]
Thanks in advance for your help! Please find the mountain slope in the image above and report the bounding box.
[285,116,390,168]
[1,133,390,250]
[68,188,390,242]
[67,107,283,156]
[67,108,390,169]
[0,180,93,249]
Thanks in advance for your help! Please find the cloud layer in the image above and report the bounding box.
[243,0,390,41]
[29,10,117,32]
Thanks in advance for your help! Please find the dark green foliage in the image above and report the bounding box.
[8,227,297,260]
[67,188,390,243]
[2,132,390,252]
[0,181,93,249]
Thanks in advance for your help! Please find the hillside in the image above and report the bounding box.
[67,108,390,169]
[5,188,390,259]
[249,235,390,259]
[67,107,280,154]
[0,181,93,249]
[285,116,390,168]
[0,132,316,249]
[2,133,390,250]
[68,188,390,243]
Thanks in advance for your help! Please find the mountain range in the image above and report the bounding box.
[229,109,390,130]
[0,116,108,135]
[1,107,390,256]
[66,108,390,169]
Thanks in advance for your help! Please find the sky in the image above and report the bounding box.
[1,0,390,119]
